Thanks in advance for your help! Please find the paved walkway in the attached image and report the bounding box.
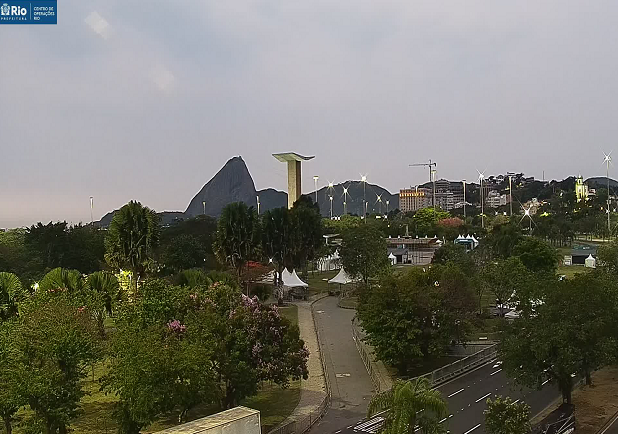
[309,296,375,433]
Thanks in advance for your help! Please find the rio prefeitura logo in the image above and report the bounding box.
[1,3,10,15]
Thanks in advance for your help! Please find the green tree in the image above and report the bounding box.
[38,267,84,294]
[14,295,101,433]
[358,266,475,374]
[213,202,260,278]
[290,196,323,272]
[261,207,293,286]
[484,396,531,434]
[82,271,121,336]
[485,223,523,259]
[481,258,529,317]
[0,272,26,321]
[159,234,206,272]
[500,272,618,403]
[512,238,558,273]
[340,225,390,286]
[0,320,24,434]
[412,208,450,236]
[597,239,618,274]
[368,378,447,434]
[105,201,160,290]
[431,243,475,275]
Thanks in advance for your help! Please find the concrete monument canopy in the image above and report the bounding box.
[272,152,315,162]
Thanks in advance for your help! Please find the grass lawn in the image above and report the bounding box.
[278,304,298,325]
[304,270,338,296]
[557,264,591,279]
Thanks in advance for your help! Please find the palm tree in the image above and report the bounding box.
[104,201,160,291]
[38,267,84,293]
[0,272,26,321]
[368,378,448,434]
[86,271,120,316]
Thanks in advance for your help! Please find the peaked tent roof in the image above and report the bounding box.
[281,268,292,282]
[328,268,357,285]
[283,269,308,287]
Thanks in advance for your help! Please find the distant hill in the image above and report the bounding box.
[96,156,400,227]
[185,156,258,218]
[585,177,618,191]
[308,181,398,216]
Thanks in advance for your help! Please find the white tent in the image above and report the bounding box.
[283,269,308,287]
[317,250,341,272]
[388,252,397,265]
[328,268,356,285]
[281,268,292,282]
[585,254,596,268]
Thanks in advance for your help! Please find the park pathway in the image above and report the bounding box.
[308,296,375,434]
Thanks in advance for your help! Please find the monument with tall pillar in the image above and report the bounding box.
[273,152,315,209]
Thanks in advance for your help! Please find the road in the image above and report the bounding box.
[311,296,561,434]
[309,296,375,434]
[339,357,560,434]
[600,411,618,434]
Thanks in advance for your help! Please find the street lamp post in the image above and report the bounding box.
[361,175,367,221]
[90,196,94,224]
[343,187,349,215]
[478,172,485,229]
[386,200,390,215]
[604,152,612,235]
[202,201,206,216]
[462,181,466,218]
[257,196,260,215]
[329,196,333,218]
[313,176,319,205]
[431,169,437,210]
[509,175,513,217]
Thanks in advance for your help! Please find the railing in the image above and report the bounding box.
[352,319,390,393]
[352,319,498,390]
[412,344,498,386]
[268,298,331,434]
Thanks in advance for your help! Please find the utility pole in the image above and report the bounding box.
[462,181,466,218]
[509,175,513,217]
[410,160,437,208]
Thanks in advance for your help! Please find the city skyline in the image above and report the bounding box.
[3,1,618,227]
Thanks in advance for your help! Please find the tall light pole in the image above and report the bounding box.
[509,175,513,217]
[202,201,206,216]
[386,200,390,215]
[361,175,367,221]
[329,196,333,218]
[431,169,437,210]
[604,152,612,234]
[256,195,260,215]
[313,175,319,205]
[377,194,382,214]
[478,171,485,229]
[462,181,466,218]
[90,196,94,224]
[343,187,349,215]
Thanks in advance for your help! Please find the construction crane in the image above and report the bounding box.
[410,160,437,209]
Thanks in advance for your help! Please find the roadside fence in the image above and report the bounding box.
[352,319,498,390]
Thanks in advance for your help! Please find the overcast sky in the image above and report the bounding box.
[2,1,618,227]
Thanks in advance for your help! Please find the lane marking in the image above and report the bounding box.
[439,417,447,423]
[335,431,341,433]
[448,388,465,398]
[463,423,482,434]
[475,392,492,402]
[512,399,520,404]
[541,379,550,386]
[490,369,502,376]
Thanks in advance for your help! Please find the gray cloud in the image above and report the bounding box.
[2,1,618,227]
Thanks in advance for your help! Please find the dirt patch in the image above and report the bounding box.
[573,367,618,434]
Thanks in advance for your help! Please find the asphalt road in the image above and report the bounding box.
[339,357,560,434]
[310,296,561,434]
[309,296,375,434]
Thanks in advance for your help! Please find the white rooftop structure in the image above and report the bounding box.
[328,267,357,285]
[283,269,308,287]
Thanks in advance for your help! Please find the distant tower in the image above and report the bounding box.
[575,175,589,202]
[273,152,315,208]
